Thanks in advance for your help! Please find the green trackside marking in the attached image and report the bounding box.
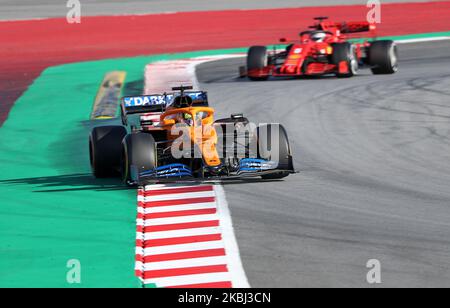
[349,30,450,43]
[0,30,448,288]
[380,30,450,41]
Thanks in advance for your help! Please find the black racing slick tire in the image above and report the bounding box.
[369,40,398,74]
[122,132,157,184]
[331,42,358,78]
[257,124,294,180]
[247,46,269,81]
[89,125,127,178]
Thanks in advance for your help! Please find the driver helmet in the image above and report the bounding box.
[173,95,193,108]
[182,113,193,126]
[311,32,327,42]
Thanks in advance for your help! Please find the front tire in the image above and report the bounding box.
[122,132,157,184]
[89,126,127,178]
[247,46,269,81]
[257,124,294,180]
[369,40,398,74]
[331,43,358,78]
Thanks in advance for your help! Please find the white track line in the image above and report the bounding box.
[140,190,215,202]
[142,240,225,256]
[143,184,212,191]
[214,185,250,288]
[137,256,229,271]
[140,226,222,240]
[137,214,219,226]
[138,202,217,214]
[144,55,242,94]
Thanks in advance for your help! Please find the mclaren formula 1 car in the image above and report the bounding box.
[241,17,398,80]
[89,86,295,185]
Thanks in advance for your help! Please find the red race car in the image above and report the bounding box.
[241,17,398,80]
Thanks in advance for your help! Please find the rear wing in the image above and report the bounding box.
[120,94,169,126]
[120,92,209,125]
[333,21,376,34]
[182,91,209,106]
[122,95,168,114]
[310,17,377,38]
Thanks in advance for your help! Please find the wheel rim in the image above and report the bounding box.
[390,45,399,72]
[349,46,359,75]
[350,58,359,75]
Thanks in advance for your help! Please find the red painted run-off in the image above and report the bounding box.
[0,1,450,124]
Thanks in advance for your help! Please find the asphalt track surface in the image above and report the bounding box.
[196,40,450,287]
[0,0,434,20]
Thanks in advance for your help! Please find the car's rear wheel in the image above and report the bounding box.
[369,40,398,74]
[122,132,157,184]
[89,126,127,178]
[257,124,293,180]
[247,46,269,81]
[331,42,358,78]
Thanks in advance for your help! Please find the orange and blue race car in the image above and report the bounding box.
[89,86,295,185]
[241,17,398,80]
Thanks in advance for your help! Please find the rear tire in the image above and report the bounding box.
[89,126,127,178]
[257,124,293,180]
[122,132,157,184]
[331,43,358,78]
[369,40,398,74]
[247,46,269,81]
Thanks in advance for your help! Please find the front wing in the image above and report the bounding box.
[130,159,296,185]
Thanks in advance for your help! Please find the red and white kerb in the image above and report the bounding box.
[135,184,249,288]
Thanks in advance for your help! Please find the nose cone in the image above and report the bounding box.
[288,44,309,57]
[206,165,224,175]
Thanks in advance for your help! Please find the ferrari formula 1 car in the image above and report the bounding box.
[89,86,295,185]
[241,17,398,80]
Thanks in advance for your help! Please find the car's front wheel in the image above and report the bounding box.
[89,126,127,178]
[257,124,294,180]
[121,132,157,185]
[331,42,359,78]
[247,46,269,81]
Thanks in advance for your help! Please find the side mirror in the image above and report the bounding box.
[279,38,287,43]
